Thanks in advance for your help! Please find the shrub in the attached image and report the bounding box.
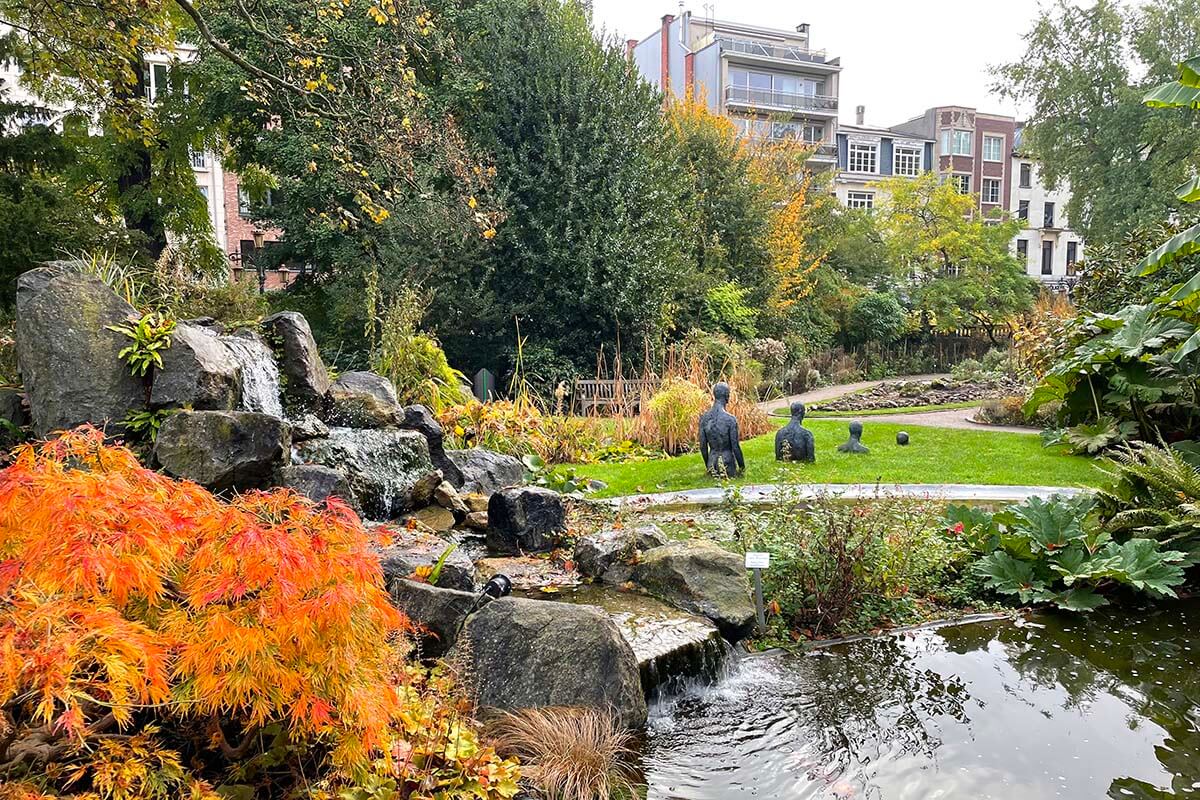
[371,292,467,413]
[439,399,604,464]
[644,377,709,455]
[0,428,518,798]
[976,396,1056,427]
[846,291,906,346]
[734,490,972,635]
[485,708,636,800]
[167,278,269,325]
[703,282,758,340]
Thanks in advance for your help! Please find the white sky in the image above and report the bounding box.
[591,0,1089,126]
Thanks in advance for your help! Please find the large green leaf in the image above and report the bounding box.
[1051,587,1109,612]
[1004,494,1094,552]
[1144,78,1200,108]
[1181,55,1200,87]
[975,551,1045,600]
[1177,175,1200,203]
[1105,305,1194,356]
[1093,539,1188,598]
[1047,544,1094,585]
[1137,221,1200,275]
[1024,374,1070,415]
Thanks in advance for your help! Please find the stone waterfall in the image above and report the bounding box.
[221,332,285,419]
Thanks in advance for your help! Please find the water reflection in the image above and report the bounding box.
[642,601,1200,800]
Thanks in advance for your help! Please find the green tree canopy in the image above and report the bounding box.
[994,0,1200,244]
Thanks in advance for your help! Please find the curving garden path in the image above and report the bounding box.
[761,374,1039,435]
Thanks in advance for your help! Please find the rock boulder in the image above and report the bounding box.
[323,371,400,428]
[15,265,145,436]
[574,524,668,579]
[486,487,566,554]
[150,322,241,410]
[399,405,463,485]
[632,539,755,641]
[155,410,290,491]
[375,524,475,591]
[296,427,434,520]
[276,464,358,510]
[446,448,524,495]
[262,311,330,414]
[389,578,475,658]
[454,598,647,728]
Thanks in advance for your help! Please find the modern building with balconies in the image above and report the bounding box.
[627,10,841,165]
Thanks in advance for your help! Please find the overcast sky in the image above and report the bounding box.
[591,0,1088,126]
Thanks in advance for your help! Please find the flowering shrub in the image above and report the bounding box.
[0,428,518,799]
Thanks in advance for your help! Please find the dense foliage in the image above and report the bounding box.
[0,428,518,799]
[995,0,1200,244]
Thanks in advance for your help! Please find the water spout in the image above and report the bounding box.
[221,332,284,419]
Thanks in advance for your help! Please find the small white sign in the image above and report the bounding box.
[745,551,771,570]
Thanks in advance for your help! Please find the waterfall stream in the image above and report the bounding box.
[221,333,285,419]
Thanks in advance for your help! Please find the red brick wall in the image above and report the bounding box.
[660,14,674,95]
[222,171,294,290]
[934,107,1016,216]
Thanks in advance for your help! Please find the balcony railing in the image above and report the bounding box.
[718,36,828,64]
[725,85,838,113]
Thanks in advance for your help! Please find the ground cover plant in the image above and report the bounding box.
[574,419,1102,497]
[0,427,519,799]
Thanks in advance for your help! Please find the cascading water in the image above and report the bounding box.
[221,332,285,419]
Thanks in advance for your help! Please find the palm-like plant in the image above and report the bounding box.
[1096,441,1200,558]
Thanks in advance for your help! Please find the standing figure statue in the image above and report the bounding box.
[775,401,815,462]
[837,420,870,454]
[699,382,745,478]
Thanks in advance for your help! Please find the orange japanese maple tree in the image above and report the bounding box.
[0,427,517,799]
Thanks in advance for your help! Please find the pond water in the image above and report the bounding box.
[642,600,1200,800]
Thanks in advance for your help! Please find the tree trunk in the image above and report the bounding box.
[113,54,168,259]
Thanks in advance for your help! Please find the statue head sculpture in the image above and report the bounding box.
[790,401,806,421]
[849,420,863,438]
[712,381,731,404]
[838,420,870,454]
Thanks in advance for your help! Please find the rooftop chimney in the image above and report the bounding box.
[856,105,865,126]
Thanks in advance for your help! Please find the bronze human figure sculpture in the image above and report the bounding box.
[837,420,870,454]
[775,401,815,462]
[698,382,744,478]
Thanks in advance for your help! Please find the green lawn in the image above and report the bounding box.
[574,418,1105,497]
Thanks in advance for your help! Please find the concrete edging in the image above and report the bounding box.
[603,483,1084,510]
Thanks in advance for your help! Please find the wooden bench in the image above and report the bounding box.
[572,378,661,415]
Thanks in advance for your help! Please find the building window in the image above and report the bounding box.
[1017,239,1028,259]
[190,149,207,169]
[950,174,971,194]
[1018,200,1029,221]
[1041,240,1054,275]
[802,123,824,144]
[982,178,1001,204]
[1044,202,1056,228]
[847,142,878,174]
[198,186,209,202]
[1019,162,1032,188]
[1067,241,1078,265]
[982,135,1005,162]
[238,187,274,216]
[846,191,874,210]
[893,146,922,177]
[942,129,973,156]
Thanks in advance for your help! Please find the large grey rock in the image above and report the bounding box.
[150,322,241,410]
[374,524,475,591]
[389,578,475,658]
[447,448,525,495]
[486,487,566,554]
[15,265,145,436]
[155,410,290,491]
[398,404,462,485]
[262,312,330,414]
[276,464,358,511]
[632,540,755,641]
[323,371,401,428]
[454,598,647,728]
[295,427,434,519]
[575,524,668,579]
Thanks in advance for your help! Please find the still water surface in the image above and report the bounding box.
[642,601,1200,800]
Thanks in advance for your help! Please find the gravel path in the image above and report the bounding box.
[760,374,1039,435]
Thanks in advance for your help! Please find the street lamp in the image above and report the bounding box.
[252,226,266,294]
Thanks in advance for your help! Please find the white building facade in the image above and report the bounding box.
[1010,139,1084,285]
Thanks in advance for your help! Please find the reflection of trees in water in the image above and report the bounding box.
[803,633,973,768]
[940,604,1200,799]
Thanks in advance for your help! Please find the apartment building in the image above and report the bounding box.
[628,11,841,165]
[1011,125,1083,284]
[834,108,934,209]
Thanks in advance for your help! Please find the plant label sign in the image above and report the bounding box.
[745,551,770,570]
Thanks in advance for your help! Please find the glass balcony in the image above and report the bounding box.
[718,36,828,64]
[725,85,838,114]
